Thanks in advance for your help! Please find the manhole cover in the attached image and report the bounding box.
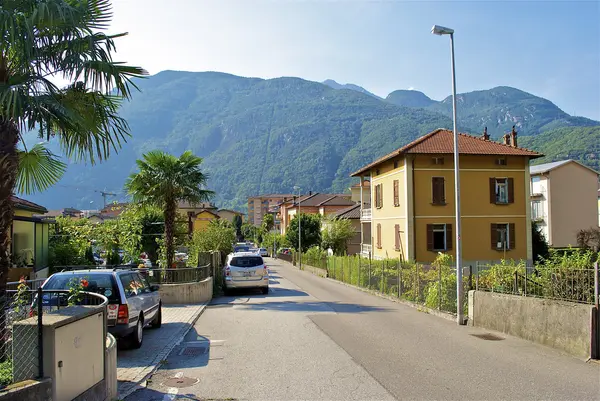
[180,346,208,356]
[162,376,199,388]
[470,333,504,341]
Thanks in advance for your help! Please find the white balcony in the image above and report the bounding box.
[361,243,372,256]
[360,208,372,221]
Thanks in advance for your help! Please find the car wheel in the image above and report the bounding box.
[150,304,162,329]
[129,316,144,349]
[261,287,269,295]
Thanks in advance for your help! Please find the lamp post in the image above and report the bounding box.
[294,186,302,270]
[432,24,464,325]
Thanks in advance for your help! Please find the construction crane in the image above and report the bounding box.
[95,190,117,208]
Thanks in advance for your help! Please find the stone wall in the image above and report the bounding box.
[159,277,213,304]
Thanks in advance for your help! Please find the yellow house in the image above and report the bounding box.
[191,209,220,232]
[351,128,542,265]
[10,196,51,281]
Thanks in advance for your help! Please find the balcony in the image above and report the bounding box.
[361,243,372,256]
[360,208,372,221]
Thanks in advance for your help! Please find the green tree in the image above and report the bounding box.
[0,0,145,304]
[188,220,236,266]
[532,222,550,261]
[262,214,275,233]
[241,222,257,241]
[286,213,321,251]
[125,151,214,268]
[232,214,243,240]
[321,217,356,255]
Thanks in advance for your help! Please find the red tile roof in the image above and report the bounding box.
[11,196,47,213]
[332,203,361,219]
[351,128,543,177]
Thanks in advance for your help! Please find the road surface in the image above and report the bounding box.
[126,257,600,400]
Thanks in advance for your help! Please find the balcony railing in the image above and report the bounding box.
[361,243,372,255]
[360,208,372,221]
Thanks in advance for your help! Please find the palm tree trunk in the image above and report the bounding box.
[164,198,176,269]
[0,118,19,347]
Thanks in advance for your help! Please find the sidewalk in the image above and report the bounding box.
[117,304,207,399]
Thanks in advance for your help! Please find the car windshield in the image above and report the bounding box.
[230,256,263,268]
[234,246,249,252]
[44,273,121,303]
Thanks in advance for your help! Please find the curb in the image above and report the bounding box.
[117,303,208,400]
[280,259,459,323]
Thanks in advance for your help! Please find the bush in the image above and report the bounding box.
[0,359,11,388]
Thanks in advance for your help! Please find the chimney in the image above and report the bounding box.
[502,133,511,146]
[309,190,312,196]
[510,125,517,147]
[482,126,490,141]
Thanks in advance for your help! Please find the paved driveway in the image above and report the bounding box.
[117,304,206,399]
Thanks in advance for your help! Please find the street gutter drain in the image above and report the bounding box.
[162,376,199,388]
[180,345,209,356]
[470,333,505,341]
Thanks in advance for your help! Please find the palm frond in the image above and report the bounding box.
[16,143,67,194]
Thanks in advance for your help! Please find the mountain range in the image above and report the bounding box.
[23,71,600,212]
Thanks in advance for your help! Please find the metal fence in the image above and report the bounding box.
[318,255,467,315]
[137,265,211,285]
[474,263,599,305]
[0,284,107,389]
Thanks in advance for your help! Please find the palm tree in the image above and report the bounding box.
[0,2,145,301]
[125,151,214,268]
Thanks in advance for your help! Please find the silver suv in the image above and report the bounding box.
[40,269,162,349]
[223,252,269,294]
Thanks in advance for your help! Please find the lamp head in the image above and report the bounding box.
[431,25,454,35]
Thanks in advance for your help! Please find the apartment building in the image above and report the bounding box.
[248,194,294,227]
[351,128,542,265]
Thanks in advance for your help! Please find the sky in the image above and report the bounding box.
[107,0,600,120]
[108,0,597,120]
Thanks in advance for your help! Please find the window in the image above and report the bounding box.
[531,200,542,220]
[230,256,264,267]
[491,223,515,250]
[376,223,382,249]
[375,184,383,208]
[426,224,452,252]
[120,274,140,298]
[393,180,400,207]
[432,157,444,165]
[432,177,445,205]
[489,177,514,204]
[394,224,401,251]
[495,157,507,166]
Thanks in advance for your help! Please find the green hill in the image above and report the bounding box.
[386,90,436,108]
[520,126,600,170]
[22,72,599,212]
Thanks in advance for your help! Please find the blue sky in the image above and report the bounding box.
[108,0,600,119]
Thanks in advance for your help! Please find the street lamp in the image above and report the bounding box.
[293,185,302,270]
[432,24,464,325]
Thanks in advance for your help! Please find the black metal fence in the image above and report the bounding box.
[137,265,211,285]
[0,283,107,389]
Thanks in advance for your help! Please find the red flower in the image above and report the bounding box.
[80,279,89,288]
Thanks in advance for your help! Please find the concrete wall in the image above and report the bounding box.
[0,378,52,401]
[159,277,213,304]
[468,290,594,359]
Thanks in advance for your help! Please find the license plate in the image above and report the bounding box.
[242,272,252,277]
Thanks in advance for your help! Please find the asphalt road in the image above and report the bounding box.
[127,258,600,401]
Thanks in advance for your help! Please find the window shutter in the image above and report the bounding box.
[393,180,399,207]
[507,178,515,203]
[426,224,434,251]
[490,223,497,249]
[394,224,400,250]
[440,178,445,203]
[380,183,383,208]
[445,224,452,251]
[509,223,516,250]
[377,223,382,248]
[375,185,380,208]
[432,177,445,205]
[489,178,496,204]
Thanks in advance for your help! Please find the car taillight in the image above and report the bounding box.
[117,304,129,324]
[225,267,231,276]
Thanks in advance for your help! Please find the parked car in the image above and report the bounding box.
[234,245,250,253]
[223,252,269,295]
[39,269,162,349]
[259,248,269,257]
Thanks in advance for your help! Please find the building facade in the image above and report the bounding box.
[352,128,541,265]
[280,193,355,235]
[530,160,599,248]
[247,194,293,227]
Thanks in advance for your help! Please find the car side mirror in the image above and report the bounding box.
[150,285,160,292]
